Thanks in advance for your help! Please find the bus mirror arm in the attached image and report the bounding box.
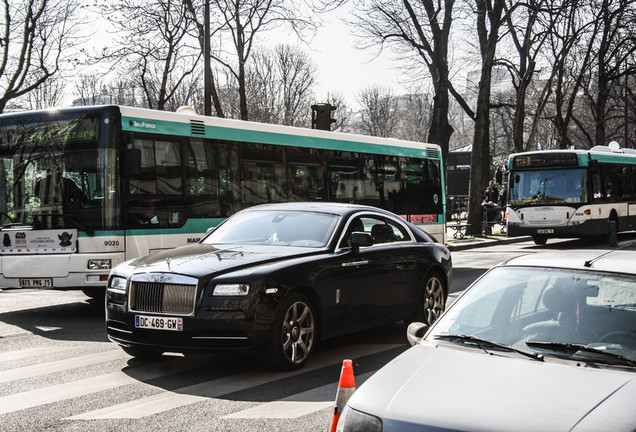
[121,132,135,145]
[589,160,599,174]
[125,148,142,177]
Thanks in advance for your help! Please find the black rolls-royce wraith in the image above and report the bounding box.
[106,202,452,370]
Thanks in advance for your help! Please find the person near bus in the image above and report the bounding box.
[482,180,501,222]
[498,185,508,208]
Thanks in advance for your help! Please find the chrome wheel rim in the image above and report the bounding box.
[423,276,445,326]
[281,301,315,365]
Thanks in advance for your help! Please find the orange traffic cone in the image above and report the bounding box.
[329,359,356,432]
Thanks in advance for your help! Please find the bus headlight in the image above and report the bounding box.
[88,259,112,270]
[108,276,128,293]
[213,283,250,296]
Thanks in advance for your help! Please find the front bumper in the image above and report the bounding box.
[105,288,277,354]
[507,218,606,238]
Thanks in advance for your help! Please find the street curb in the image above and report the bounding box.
[447,236,532,251]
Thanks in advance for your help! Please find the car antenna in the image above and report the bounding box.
[584,251,614,267]
[584,240,636,267]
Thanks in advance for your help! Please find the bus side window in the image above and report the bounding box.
[128,140,156,195]
[155,140,182,195]
[627,166,636,200]
[601,165,623,202]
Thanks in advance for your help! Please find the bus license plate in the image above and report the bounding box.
[537,229,554,234]
[135,315,183,331]
[20,278,53,288]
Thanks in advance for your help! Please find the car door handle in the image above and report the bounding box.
[342,260,369,267]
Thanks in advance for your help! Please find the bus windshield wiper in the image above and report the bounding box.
[1,222,33,229]
[434,334,544,361]
[0,211,15,226]
[525,341,636,367]
[32,213,95,236]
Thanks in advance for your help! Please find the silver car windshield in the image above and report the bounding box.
[203,210,340,248]
[429,266,636,363]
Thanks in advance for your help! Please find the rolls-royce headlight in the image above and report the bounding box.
[213,283,250,296]
[108,276,128,293]
[336,405,383,432]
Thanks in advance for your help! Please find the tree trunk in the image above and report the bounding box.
[595,71,609,146]
[428,73,454,164]
[466,68,494,236]
[465,0,503,236]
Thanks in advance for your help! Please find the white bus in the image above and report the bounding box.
[506,143,636,245]
[0,105,446,296]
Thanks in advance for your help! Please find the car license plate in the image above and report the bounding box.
[20,278,53,288]
[537,229,554,234]
[135,315,183,331]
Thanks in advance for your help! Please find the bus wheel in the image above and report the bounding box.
[82,288,106,299]
[532,235,548,245]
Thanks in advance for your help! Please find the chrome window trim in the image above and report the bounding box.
[191,336,249,340]
[336,211,417,251]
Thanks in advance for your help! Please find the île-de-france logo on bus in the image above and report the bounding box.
[130,120,157,129]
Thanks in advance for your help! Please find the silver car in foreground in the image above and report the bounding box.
[337,245,636,432]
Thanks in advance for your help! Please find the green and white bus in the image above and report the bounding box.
[0,105,445,296]
[506,143,636,245]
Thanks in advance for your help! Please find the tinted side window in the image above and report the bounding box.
[126,138,185,228]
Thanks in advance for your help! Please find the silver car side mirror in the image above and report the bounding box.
[407,322,429,346]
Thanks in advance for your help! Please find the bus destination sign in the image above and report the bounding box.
[512,153,579,168]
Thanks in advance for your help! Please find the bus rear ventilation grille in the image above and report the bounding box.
[426,149,440,159]
[190,120,206,136]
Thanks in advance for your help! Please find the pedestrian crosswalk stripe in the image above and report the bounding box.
[0,345,72,362]
[222,371,376,419]
[0,354,207,415]
[0,348,127,384]
[66,344,401,420]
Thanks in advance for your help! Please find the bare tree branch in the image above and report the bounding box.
[0,0,82,112]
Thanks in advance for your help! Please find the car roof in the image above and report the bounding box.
[501,242,636,276]
[239,202,398,218]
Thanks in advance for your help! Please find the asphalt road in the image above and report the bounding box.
[1,234,634,431]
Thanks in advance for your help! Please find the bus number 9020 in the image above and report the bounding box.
[104,240,120,247]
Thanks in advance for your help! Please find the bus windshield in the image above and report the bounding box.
[0,112,114,231]
[509,168,587,206]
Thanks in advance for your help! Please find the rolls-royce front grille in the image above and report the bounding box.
[129,281,197,316]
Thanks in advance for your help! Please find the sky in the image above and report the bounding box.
[260,6,403,110]
[78,4,405,112]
